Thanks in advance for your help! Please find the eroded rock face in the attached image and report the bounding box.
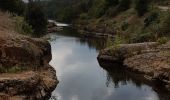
[98,42,170,91]
[0,33,58,99]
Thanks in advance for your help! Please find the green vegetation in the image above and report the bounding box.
[0,0,25,15]
[0,66,28,73]
[135,0,149,16]
[43,0,169,45]
[0,0,47,35]
[14,16,33,35]
[26,0,47,35]
[0,0,170,45]
[157,37,168,44]
[160,11,170,36]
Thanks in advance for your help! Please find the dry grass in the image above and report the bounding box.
[0,11,20,38]
[0,11,14,31]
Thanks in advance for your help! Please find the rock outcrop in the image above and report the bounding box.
[0,32,58,99]
[98,42,170,91]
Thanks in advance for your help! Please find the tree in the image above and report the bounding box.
[135,0,149,16]
[118,0,131,11]
[0,0,25,15]
[26,0,47,35]
[105,0,119,7]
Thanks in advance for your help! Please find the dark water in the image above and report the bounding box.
[48,28,169,100]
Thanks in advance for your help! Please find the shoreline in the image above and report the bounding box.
[98,42,170,92]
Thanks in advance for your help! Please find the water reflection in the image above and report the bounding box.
[47,27,112,50]
[49,28,169,100]
[98,61,170,100]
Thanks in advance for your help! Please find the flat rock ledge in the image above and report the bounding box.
[0,33,58,100]
[98,42,170,91]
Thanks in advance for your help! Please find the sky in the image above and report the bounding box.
[22,0,28,2]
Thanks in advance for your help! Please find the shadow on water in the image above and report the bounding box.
[97,60,170,100]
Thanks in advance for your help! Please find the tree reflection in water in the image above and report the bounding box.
[98,61,170,100]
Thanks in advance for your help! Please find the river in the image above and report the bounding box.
[48,28,168,100]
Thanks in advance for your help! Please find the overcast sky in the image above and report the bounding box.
[22,0,28,2]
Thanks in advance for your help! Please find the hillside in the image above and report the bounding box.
[45,0,170,44]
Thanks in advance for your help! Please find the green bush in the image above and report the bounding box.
[14,16,33,35]
[113,35,127,46]
[159,11,170,36]
[106,37,114,47]
[131,32,152,43]
[121,21,129,31]
[157,37,168,44]
[144,11,159,27]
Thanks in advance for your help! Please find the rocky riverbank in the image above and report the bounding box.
[98,42,170,91]
[0,30,58,99]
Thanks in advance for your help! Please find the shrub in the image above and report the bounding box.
[131,32,152,42]
[144,11,159,27]
[113,35,127,47]
[157,37,168,44]
[26,0,47,35]
[14,16,33,35]
[106,37,114,47]
[121,21,129,31]
[159,11,170,36]
[118,0,131,11]
[135,0,149,16]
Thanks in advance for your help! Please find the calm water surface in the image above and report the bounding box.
[48,28,168,100]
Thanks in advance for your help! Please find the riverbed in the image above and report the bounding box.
[48,28,165,100]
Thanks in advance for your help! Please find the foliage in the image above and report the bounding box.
[121,21,129,31]
[131,32,152,43]
[0,66,28,73]
[105,0,119,7]
[89,0,107,18]
[144,11,159,27]
[26,0,47,35]
[118,0,131,11]
[79,13,90,20]
[135,0,149,16]
[157,37,168,44]
[159,11,170,36]
[106,37,114,47]
[0,0,25,15]
[14,16,33,35]
[113,35,126,46]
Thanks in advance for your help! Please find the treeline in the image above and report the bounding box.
[44,0,150,22]
[0,0,47,35]
[44,0,170,44]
